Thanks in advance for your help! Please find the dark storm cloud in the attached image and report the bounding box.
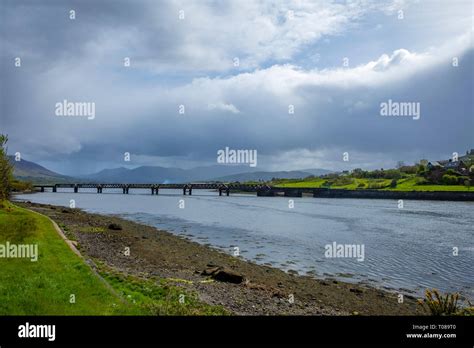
[0,0,472,174]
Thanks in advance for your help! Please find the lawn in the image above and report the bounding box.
[0,202,227,315]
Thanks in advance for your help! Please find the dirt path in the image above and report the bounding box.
[18,201,426,316]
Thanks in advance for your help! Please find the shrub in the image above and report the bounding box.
[390,179,397,188]
[321,180,332,187]
[10,180,33,192]
[0,134,13,201]
[442,174,458,185]
[418,289,460,315]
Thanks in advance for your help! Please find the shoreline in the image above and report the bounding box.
[15,201,428,316]
[18,187,474,201]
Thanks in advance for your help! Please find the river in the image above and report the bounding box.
[15,189,474,298]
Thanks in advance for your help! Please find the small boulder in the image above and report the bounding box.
[108,223,122,230]
[202,266,244,284]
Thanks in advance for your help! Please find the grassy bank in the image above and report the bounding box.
[0,202,226,315]
[275,176,472,191]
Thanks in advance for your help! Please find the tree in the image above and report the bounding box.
[0,134,13,201]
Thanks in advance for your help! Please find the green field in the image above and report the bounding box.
[275,176,472,192]
[0,202,226,315]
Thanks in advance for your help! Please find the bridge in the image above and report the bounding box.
[33,183,288,196]
[32,183,474,201]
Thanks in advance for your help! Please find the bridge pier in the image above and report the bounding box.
[97,185,103,193]
[52,186,57,193]
[284,190,302,197]
[257,189,275,197]
[74,184,78,193]
[40,186,44,192]
[218,187,230,196]
[183,185,192,195]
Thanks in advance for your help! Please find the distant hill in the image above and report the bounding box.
[9,156,333,184]
[8,156,73,184]
[80,165,333,183]
[80,165,256,183]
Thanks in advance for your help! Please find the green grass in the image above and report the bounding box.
[97,263,228,316]
[276,176,472,192]
[276,178,326,188]
[276,178,390,189]
[384,177,472,191]
[0,202,228,315]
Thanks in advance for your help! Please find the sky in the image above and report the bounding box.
[0,0,473,175]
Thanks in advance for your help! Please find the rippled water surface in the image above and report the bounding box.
[16,189,474,297]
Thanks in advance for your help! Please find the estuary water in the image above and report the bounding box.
[16,189,474,298]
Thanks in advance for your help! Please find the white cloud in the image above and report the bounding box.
[208,102,240,114]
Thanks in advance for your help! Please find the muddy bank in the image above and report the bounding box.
[17,201,426,316]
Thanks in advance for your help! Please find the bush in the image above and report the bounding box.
[0,134,13,201]
[390,179,397,188]
[442,174,458,185]
[10,180,33,192]
[321,180,332,187]
[418,289,460,315]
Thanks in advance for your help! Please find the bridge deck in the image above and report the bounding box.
[31,184,474,200]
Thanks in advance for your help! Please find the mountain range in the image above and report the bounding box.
[9,157,332,184]
[8,156,73,184]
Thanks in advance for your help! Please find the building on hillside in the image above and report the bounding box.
[437,159,468,172]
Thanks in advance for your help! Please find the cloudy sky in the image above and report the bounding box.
[1,0,472,175]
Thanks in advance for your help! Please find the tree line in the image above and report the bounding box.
[0,134,13,202]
